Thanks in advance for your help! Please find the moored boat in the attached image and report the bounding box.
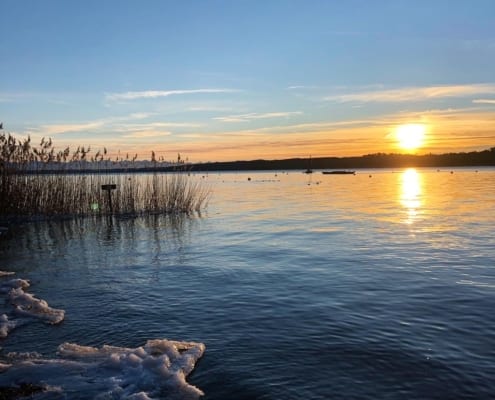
[303,156,313,174]
[322,170,356,175]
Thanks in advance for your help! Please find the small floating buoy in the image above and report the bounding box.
[450,171,454,174]
[247,177,251,181]
[369,175,372,178]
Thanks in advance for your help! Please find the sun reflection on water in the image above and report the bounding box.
[400,168,422,224]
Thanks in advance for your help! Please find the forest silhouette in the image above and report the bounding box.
[185,148,495,172]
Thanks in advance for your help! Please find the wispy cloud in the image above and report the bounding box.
[106,88,236,102]
[473,98,495,104]
[113,122,201,133]
[128,112,155,119]
[214,111,302,123]
[187,105,234,112]
[287,85,317,90]
[29,114,197,136]
[326,84,495,103]
[35,121,106,135]
[123,131,172,138]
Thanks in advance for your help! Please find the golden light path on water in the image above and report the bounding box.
[400,168,423,225]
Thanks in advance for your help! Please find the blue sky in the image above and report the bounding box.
[2,0,495,161]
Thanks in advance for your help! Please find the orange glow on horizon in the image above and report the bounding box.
[20,109,495,162]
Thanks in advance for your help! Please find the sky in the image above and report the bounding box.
[1,0,495,162]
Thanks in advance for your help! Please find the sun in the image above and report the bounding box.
[395,124,426,151]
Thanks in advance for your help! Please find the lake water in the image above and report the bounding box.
[0,168,494,399]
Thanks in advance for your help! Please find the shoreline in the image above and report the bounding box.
[9,148,493,174]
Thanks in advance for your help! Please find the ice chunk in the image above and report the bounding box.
[0,314,17,339]
[9,286,65,324]
[0,339,205,399]
[0,271,15,277]
[0,276,64,338]
[0,362,11,372]
[0,278,30,293]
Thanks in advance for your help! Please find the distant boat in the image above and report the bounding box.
[304,156,313,174]
[322,170,356,175]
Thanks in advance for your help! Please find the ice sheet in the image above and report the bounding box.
[0,339,205,399]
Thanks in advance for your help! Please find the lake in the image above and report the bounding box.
[0,168,494,399]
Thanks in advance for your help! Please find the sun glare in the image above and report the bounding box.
[395,124,426,151]
[400,168,422,224]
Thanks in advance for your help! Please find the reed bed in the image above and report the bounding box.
[0,133,210,221]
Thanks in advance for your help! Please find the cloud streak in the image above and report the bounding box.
[123,131,172,139]
[29,114,198,137]
[113,122,201,133]
[213,111,302,123]
[473,99,495,104]
[35,121,106,135]
[326,84,495,103]
[106,88,236,102]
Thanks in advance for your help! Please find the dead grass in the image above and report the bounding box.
[0,133,210,221]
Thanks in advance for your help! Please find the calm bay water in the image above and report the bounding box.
[1,168,494,399]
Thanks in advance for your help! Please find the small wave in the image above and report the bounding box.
[456,279,495,289]
[0,339,205,399]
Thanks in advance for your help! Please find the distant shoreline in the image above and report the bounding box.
[9,147,495,174]
[188,149,495,172]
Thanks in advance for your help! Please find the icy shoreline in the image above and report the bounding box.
[0,270,205,399]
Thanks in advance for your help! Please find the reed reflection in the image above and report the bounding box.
[400,168,423,224]
[2,214,197,262]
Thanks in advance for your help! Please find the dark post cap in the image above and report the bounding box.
[101,184,117,190]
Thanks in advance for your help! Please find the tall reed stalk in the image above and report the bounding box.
[0,133,210,221]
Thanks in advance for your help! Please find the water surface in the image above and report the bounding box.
[1,168,494,399]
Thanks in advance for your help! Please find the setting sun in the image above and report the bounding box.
[395,124,426,151]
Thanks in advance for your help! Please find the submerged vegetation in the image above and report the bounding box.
[0,133,210,221]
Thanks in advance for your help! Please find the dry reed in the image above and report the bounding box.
[0,133,210,221]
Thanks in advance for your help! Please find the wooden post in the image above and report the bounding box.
[101,184,117,213]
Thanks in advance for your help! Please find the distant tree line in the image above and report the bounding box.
[186,147,495,172]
